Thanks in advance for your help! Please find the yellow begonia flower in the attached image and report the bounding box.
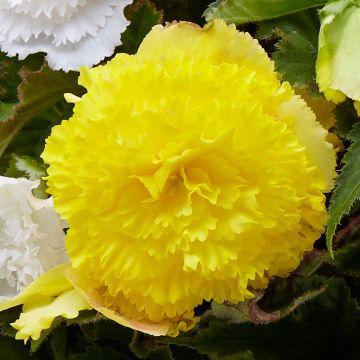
[316,0,360,103]
[3,19,337,341]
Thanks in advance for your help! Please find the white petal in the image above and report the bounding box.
[0,176,68,299]
[0,0,132,71]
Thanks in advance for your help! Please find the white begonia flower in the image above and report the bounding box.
[0,176,68,300]
[0,0,133,71]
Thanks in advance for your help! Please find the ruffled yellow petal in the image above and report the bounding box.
[0,265,91,342]
[12,289,90,341]
[0,265,72,312]
[41,20,336,335]
[66,268,196,337]
[137,20,276,83]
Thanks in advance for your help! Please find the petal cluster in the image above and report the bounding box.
[0,176,67,300]
[0,0,132,71]
[42,20,336,334]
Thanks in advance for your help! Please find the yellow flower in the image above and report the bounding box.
[1,19,337,341]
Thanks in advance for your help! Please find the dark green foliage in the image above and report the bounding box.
[0,335,40,360]
[154,0,213,24]
[256,10,320,90]
[120,0,163,55]
[327,123,360,255]
[331,230,360,277]
[0,307,22,338]
[334,99,359,139]
[0,61,85,175]
[162,278,360,360]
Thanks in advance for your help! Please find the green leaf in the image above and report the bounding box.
[0,307,22,338]
[76,319,136,359]
[206,276,326,326]
[256,11,320,90]
[0,308,44,359]
[326,122,360,255]
[0,101,74,175]
[210,353,255,360]
[130,331,157,359]
[0,65,84,159]
[0,52,44,104]
[130,331,173,360]
[4,155,48,198]
[50,326,67,360]
[66,310,104,326]
[0,102,16,122]
[68,345,130,360]
[86,319,134,345]
[5,155,46,181]
[204,0,327,24]
[0,335,39,360]
[152,0,210,23]
[162,278,360,360]
[330,229,360,277]
[146,346,174,360]
[204,301,254,325]
[334,240,360,276]
[333,99,359,139]
[0,53,21,103]
[30,317,66,354]
[120,0,162,55]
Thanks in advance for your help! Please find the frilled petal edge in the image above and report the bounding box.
[0,264,91,341]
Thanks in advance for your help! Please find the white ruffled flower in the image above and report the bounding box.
[0,176,67,300]
[0,0,132,71]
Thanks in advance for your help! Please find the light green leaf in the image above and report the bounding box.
[326,122,360,255]
[5,154,46,181]
[316,0,360,102]
[4,155,48,198]
[204,0,327,24]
